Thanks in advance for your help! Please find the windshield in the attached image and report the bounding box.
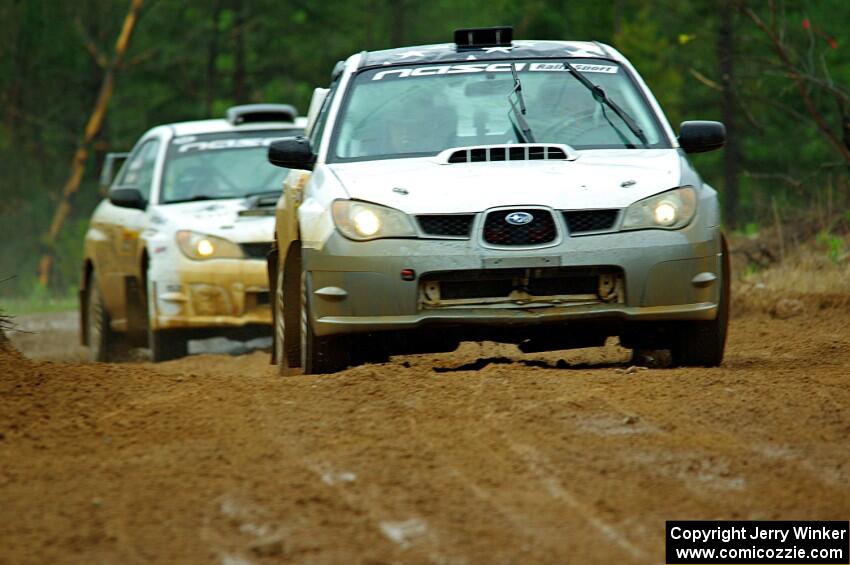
[160,130,301,204]
[330,59,668,162]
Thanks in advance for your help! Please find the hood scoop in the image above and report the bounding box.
[238,192,279,217]
[438,143,578,165]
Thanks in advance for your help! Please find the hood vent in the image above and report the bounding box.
[439,144,577,165]
[226,103,297,125]
[238,192,279,216]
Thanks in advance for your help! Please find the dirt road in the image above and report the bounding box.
[2,303,849,564]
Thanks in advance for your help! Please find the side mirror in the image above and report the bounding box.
[99,151,129,191]
[109,187,147,210]
[678,121,726,154]
[268,136,315,170]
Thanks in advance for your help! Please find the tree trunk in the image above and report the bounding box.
[205,0,224,115]
[389,0,406,47]
[37,0,145,288]
[232,0,246,103]
[4,2,31,143]
[612,0,623,37]
[83,0,110,198]
[838,99,850,177]
[717,0,740,228]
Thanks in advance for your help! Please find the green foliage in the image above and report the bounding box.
[744,222,761,238]
[816,231,845,263]
[733,222,761,239]
[614,6,684,123]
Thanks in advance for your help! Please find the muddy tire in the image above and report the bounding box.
[300,271,351,375]
[671,234,731,367]
[274,245,302,375]
[149,328,188,362]
[85,272,123,362]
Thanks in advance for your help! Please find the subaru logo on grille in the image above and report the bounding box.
[505,211,533,225]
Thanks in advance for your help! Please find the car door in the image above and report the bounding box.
[100,137,161,324]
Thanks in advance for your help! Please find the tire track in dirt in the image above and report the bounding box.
[432,379,652,562]
[239,379,458,564]
[401,400,651,563]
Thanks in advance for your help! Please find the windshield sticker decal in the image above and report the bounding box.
[571,63,618,73]
[175,137,279,153]
[531,62,619,73]
[372,62,618,80]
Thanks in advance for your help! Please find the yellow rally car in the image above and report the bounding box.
[81,104,305,361]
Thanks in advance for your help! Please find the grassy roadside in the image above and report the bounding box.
[0,294,77,317]
[730,227,850,316]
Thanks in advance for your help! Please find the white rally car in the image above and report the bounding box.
[268,28,730,374]
[81,104,305,361]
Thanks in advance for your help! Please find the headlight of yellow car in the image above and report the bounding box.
[621,186,697,231]
[331,200,417,241]
[175,230,244,260]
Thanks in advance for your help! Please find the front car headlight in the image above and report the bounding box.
[176,230,244,260]
[331,200,417,241]
[621,186,697,231]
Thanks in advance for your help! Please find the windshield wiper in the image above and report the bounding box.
[166,195,226,204]
[508,62,535,143]
[562,60,649,147]
[243,189,281,199]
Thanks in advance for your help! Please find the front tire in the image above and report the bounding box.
[670,234,731,367]
[300,271,351,375]
[85,272,126,362]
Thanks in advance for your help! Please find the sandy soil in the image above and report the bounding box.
[1,305,849,564]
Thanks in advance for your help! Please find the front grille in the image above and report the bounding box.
[563,210,619,234]
[419,266,625,307]
[417,214,475,238]
[240,242,273,259]
[437,270,600,300]
[482,209,557,246]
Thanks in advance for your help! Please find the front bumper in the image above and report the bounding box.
[149,257,271,330]
[303,224,722,338]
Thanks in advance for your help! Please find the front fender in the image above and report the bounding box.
[275,170,311,281]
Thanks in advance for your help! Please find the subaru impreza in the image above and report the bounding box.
[81,104,305,361]
[267,28,729,374]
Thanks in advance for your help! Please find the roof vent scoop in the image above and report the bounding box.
[454,26,513,49]
[226,103,297,125]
